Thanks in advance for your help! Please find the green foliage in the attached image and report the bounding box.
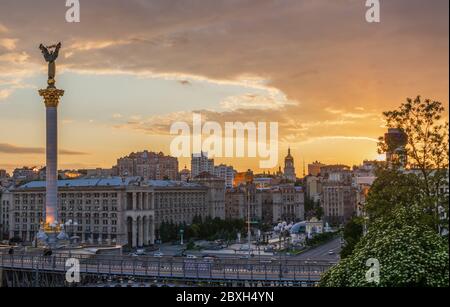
[306,231,336,247]
[320,206,449,287]
[304,197,323,220]
[186,240,197,250]
[341,217,364,259]
[158,216,246,243]
[322,97,450,287]
[365,169,435,227]
[377,96,449,233]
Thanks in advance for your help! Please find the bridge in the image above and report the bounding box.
[0,252,334,287]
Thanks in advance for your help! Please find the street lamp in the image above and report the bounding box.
[180,228,185,245]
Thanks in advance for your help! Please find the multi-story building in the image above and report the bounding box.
[271,185,304,223]
[225,184,261,222]
[152,180,210,228]
[305,175,322,202]
[8,176,229,246]
[12,167,39,183]
[9,177,155,248]
[225,184,304,224]
[320,165,351,178]
[321,172,357,225]
[192,172,226,220]
[308,161,327,177]
[83,168,115,178]
[0,188,11,240]
[233,170,254,187]
[191,152,214,178]
[213,164,235,188]
[116,150,179,180]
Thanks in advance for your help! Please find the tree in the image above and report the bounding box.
[377,96,449,233]
[320,206,449,287]
[365,169,435,228]
[340,216,364,259]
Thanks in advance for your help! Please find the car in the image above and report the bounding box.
[202,254,217,259]
[153,252,164,258]
[135,249,147,256]
[203,257,215,263]
[264,246,274,252]
[328,250,335,255]
[186,254,197,259]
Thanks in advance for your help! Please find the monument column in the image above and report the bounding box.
[39,88,64,228]
[36,42,65,248]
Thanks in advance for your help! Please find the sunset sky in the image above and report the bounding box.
[0,0,448,174]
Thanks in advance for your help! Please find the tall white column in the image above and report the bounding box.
[39,88,64,229]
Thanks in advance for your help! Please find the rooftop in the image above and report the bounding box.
[15,177,204,190]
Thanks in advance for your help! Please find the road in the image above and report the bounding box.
[294,238,341,262]
[156,237,341,263]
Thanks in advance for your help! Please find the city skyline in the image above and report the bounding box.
[1,0,449,174]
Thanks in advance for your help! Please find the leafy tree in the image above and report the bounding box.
[320,206,449,287]
[304,197,323,220]
[365,169,434,228]
[341,216,364,259]
[377,96,449,233]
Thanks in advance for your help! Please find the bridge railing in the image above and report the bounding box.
[0,252,333,282]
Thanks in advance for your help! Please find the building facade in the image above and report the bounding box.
[192,172,226,220]
[152,180,210,229]
[308,161,327,177]
[213,164,235,188]
[225,184,304,224]
[9,177,155,248]
[0,189,11,240]
[191,152,214,178]
[321,172,357,225]
[116,150,179,181]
